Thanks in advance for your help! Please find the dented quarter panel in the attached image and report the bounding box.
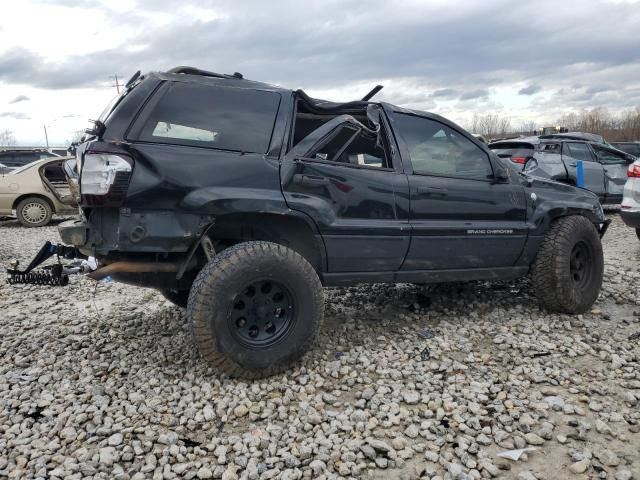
[516,175,606,265]
[603,163,627,199]
[526,152,567,181]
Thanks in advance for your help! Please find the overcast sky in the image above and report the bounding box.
[1,0,640,146]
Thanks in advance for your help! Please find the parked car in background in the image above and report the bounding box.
[0,157,77,226]
[488,136,539,170]
[621,159,640,239]
[0,148,59,170]
[524,138,634,205]
[611,142,640,158]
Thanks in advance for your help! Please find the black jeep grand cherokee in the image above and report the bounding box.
[60,67,609,378]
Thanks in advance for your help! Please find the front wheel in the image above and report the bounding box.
[532,216,604,313]
[188,241,324,378]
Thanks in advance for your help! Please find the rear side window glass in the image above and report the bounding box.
[535,143,560,153]
[136,83,281,153]
[564,143,595,162]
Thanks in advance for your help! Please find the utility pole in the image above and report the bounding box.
[43,125,49,149]
[110,74,123,94]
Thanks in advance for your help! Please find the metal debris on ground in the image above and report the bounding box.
[496,447,539,461]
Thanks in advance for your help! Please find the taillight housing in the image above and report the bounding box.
[511,156,527,165]
[628,164,640,177]
[81,153,133,205]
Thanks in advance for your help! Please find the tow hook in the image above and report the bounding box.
[6,241,91,286]
[6,241,185,286]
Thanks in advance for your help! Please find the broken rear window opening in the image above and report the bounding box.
[134,82,281,154]
[290,99,392,169]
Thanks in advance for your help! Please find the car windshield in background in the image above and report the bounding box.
[489,142,534,158]
[611,143,640,157]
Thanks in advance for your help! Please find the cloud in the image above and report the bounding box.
[2,0,640,144]
[0,112,31,120]
[1,0,639,96]
[9,95,30,104]
[586,84,613,95]
[459,89,490,100]
[431,88,459,98]
[518,85,542,95]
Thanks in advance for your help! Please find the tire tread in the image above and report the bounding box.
[187,241,324,379]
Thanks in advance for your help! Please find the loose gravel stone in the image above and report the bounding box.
[1,215,639,479]
[569,459,590,474]
[524,433,545,446]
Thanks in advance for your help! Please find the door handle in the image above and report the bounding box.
[568,163,577,167]
[417,186,448,196]
[293,174,330,187]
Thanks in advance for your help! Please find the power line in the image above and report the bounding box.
[110,74,123,94]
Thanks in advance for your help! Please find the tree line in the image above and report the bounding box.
[464,107,640,142]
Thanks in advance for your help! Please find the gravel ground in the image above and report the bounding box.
[1,215,639,480]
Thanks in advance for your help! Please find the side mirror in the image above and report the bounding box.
[493,165,510,182]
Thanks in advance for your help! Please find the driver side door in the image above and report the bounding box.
[390,112,528,271]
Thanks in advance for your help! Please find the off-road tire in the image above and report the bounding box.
[532,215,603,313]
[16,197,53,227]
[160,289,189,308]
[188,241,324,378]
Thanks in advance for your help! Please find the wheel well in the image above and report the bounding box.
[208,213,324,272]
[12,194,55,213]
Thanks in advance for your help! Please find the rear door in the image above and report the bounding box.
[591,144,632,199]
[562,142,606,198]
[281,113,410,273]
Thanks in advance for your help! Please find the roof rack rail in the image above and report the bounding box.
[167,66,243,80]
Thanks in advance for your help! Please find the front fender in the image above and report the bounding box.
[526,176,605,235]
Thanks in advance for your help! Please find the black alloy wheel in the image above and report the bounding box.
[228,279,295,348]
[569,241,594,289]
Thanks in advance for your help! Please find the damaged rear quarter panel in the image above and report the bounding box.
[124,143,286,214]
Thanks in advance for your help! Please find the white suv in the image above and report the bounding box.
[620,159,640,238]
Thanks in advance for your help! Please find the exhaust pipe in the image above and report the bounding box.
[88,261,180,281]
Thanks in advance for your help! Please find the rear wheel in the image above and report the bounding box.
[188,241,324,378]
[16,197,53,227]
[532,216,603,313]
